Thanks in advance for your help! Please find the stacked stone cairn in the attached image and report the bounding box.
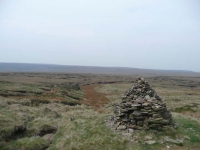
[113,77,174,131]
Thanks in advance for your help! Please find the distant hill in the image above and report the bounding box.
[0,62,199,76]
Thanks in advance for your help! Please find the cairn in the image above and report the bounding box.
[113,77,174,131]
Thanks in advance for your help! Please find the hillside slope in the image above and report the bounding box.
[0,62,199,76]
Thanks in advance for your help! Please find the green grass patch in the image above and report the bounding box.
[174,117,200,143]
[173,104,198,113]
[50,114,128,150]
[10,136,49,150]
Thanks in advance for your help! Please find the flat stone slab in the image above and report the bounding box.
[128,125,137,129]
[132,110,141,116]
[164,136,183,145]
[131,104,142,107]
[144,140,156,145]
[148,119,169,125]
[117,125,126,130]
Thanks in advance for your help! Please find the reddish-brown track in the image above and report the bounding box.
[81,84,109,112]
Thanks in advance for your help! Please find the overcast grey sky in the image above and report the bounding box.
[0,0,200,71]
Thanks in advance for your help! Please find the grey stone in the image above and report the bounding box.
[184,136,190,140]
[120,109,128,113]
[153,107,164,112]
[152,114,161,118]
[128,124,137,129]
[127,107,137,111]
[115,122,120,128]
[145,95,151,100]
[164,136,183,145]
[128,128,134,133]
[142,102,150,106]
[129,114,134,119]
[121,95,127,99]
[148,119,169,125]
[144,135,153,140]
[117,125,126,130]
[132,110,141,116]
[122,132,132,137]
[144,106,151,110]
[116,113,125,117]
[161,111,171,119]
[144,140,156,145]
[122,118,129,122]
[137,126,144,130]
[141,112,149,115]
[131,104,141,107]
[130,120,136,124]
[135,116,145,120]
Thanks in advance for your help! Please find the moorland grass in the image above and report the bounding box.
[175,117,200,143]
[1,75,200,150]
[10,136,49,150]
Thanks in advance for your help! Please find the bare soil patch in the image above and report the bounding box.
[81,84,109,112]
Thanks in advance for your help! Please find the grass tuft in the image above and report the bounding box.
[11,136,49,150]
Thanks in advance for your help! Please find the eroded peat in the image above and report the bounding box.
[81,84,109,113]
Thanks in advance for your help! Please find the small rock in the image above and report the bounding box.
[144,140,156,145]
[142,102,150,106]
[158,139,164,144]
[184,135,190,140]
[121,95,127,99]
[127,107,137,111]
[131,104,141,107]
[148,119,169,125]
[137,126,144,130]
[152,114,161,118]
[117,125,126,130]
[132,110,141,116]
[116,113,125,117]
[164,136,183,145]
[122,118,129,122]
[128,129,134,133]
[128,125,137,129]
[114,122,120,129]
[122,132,132,137]
[144,135,152,140]
[166,145,170,148]
[130,120,136,124]
[145,95,150,100]
[120,109,128,113]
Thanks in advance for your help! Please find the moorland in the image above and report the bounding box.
[0,72,200,150]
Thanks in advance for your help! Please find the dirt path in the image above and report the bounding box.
[81,84,109,112]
